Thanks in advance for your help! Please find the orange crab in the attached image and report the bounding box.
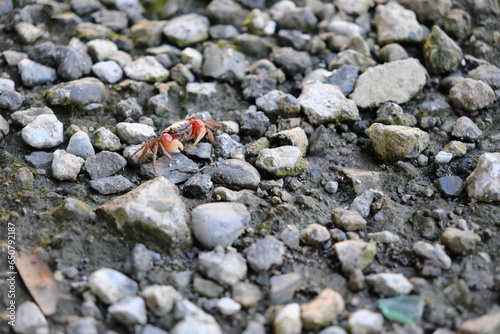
[131,116,220,174]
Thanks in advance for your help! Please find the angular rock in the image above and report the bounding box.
[245,236,285,271]
[328,50,376,73]
[301,288,345,330]
[202,43,246,81]
[379,43,409,62]
[300,224,330,245]
[191,202,250,249]
[350,58,427,108]
[92,61,123,84]
[51,150,85,181]
[375,102,417,127]
[449,79,495,112]
[377,295,424,324]
[139,284,177,316]
[368,231,401,244]
[90,175,133,195]
[468,64,500,90]
[274,303,302,334]
[163,14,209,47]
[255,146,307,177]
[15,22,44,44]
[270,273,301,304]
[115,122,156,144]
[270,127,308,156]
[21,114,64,149]
[0,78,15,93]
[366,273,413,296]
[96,177,192,248]
[0,90,25,111]
[367,123,429,162]
[441,227,481,255]
[348,309,384,334]
[270,47,312,75]
[67,131,95,159]
[423,25,463,75]
[15,302,48,334]
[84,151,127,179]
[412,241,451,270]
[323,64,359,96]
[88,268,138,304]
[45,77,106,106]
[215,133,245,159]
[466,152,500,202]
[374,2,424,44]
[458,312,500,334]
[331,208,367,231]
[334,240,377,273]
[86,39,118,62]
[67,317,98,334]
[107,296,147,326]
[171,314,222,334]
[124,56,169,82]
[18,59,57,87]
[204,159,261,190]
[92,127,122,151]
[232,282,263,307]
[198,248,247,285]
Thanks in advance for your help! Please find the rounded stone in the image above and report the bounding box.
[441,227,481,255]
[255,146,307,177]
[88,268,138,304]
[21,114,64,149]
[466,152,500,202]
[449,79,495,112]
[204,159,261,190]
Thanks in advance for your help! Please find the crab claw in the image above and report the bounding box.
[193,126,208,145]
[163,139,184,153]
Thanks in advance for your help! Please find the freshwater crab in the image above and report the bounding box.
[131,116,220,174]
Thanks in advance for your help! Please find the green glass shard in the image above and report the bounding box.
[377,296,424,324]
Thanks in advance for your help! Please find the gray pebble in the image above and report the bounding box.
[108,296,147,326]
[91,127,122,151]
[15,22,44,44]
[270,47,312,75]
[86,39,118,62]
[209,24,240,39]
[412,241,451,270]
[324,64,359,96]
[215,133,245,159]
[0,115,9,138]
[245,236,285,271]
[11,106,54,127]
[3,50,28,66]
[0,78,15,93]
[270,272,301,304]
[51,198,92,223]
[67,317,97,334]
[89,175,133,195]
[255,146,307,177]
[183,174,213,198]
[449,79,495,112]
[350,190,374,218]
[45,77,106,106]
[15,302,48,334]
[92,60,123,84]
[25,151,53,168]
[334,239,377,273]
[232,282,263,307]
[18,58,57,87]
[85,151,127,179]
[198,248,247,285]
[379,43,409,62]
[366,273,413,296]
[0,90,25,111]
[163,13,210,48]
[280,224,300,250]
[116,97,143,120]
[374,2,423,44]
[466,152,500,202]
[115,122,155,144]
[88,267,138,304]
[139,285,178,316]
[240,110,269,137]
[139,154,199,182]
[468,64,500,89]
[141,325,169,334]
[348,309,384,334]
[183,142,213,160]
[67,131,95,159]
[124,56,169,82]
[51,149,85,181]
[203,42,246,81]
[21,114,64,149]
[171,314,222,334]
[124,243,153,281]
[193,276,224,298]
[434,151,453,164]
[451,116,483,141]
[204,159,261,190]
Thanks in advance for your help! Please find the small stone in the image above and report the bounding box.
[301,223,330,244]
[15,302,48,334]
[240,110,269,137]
[466,152,500,202]
[0,90,25,111]
[348,309,384,334]
[350,58,427,108]
[17,58,57,87]
[139,285,177,316]
[367,123,429,162]
[366,273,413,296]
[88,268,138,304]
[274,303,302,334]
[115,122,156,144]
[116,97,143,120]
[270,273,301,304]
[204,159,261,190]
[451,116,483,141]
[108,296,147,326]
[374,2,423,44]
[51,197,92,222]
[124,56,169,82]
[245,236,285,271]
[318,326,348,334]
[74,22,113,40]
[45,77,106,106]
[67,131,95,159]
[25,151,53,168]
[209,24,239,39]
[232,282,263,307]
[441,227,481,255]
[163,13,209,47]
[270,127,308,156]
[183,174,213,198]
[331,208,367,232]
[216,297,241,315]
[301,288,345,330]
[379,43,409,62]
[449,79,495,112]
[377,296,424,324]
[280,225,301,250]
[91,127,122,151]
[67,317,98,334]
[91,9,128,32]
[0,78,15,93]
[171,314,222,334]
[458,312,500,334]
[412,241,451,270]
[334,240,377,274]
[92,60,123,84]
[435,176,463,196]
[328,50,376,73]
[84,151,127,179]
[191,202,250,249]
[181,47,203,70]
[202,43,247,81]
[324,181,339,194]
[3,50,28,66]
[299,80,359,125]
[141,325,169,334]
[255,146,307,177]
[443,141,467,157]
[124,243,153,281]
[15,22,44,44]
[434,151,453,164]
[51,149,85,181]
[198,248,247,285]
[468,64,500,90]
[323,65,359,97]
[86,39,118,62]
[270,47,312,76]
[90,175,133,195]
[424,25,463,75]
[375,102,417,127]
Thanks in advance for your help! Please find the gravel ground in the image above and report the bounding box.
[1,0,500,333]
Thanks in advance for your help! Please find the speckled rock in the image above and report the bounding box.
[45,77,106,106]
[441,227,481,255]
[255,146,307,177]
[198,247,247,285]
[367,123,429,162]
[423,25,463,75]
[374,2,424,45]
[245,236,285,271]
[0,90,25,111]
[21,114,64,149]
[466,152,500,202]
[449,79,495,112]
[203,159,261,190]
[163,13,209,47]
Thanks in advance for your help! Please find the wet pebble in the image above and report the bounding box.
[139,285,177,316]
[232,282,263,307]
[270,272,301,304]
[84,151,127,179]
[92,60,123,84]
[91,127,122,151]
[90,175,133,194]
[51,149,85,181]
[45,77,106,106]
[255,146,307,177]
[245,236,285,271]
[331,208,367,231]
[124,56,169,82]
[108,296,147,326]
[466,152,500,202]
[348,309,384,334]
[441,227,481,255]
[67,131,95,159]
[204,159,260,190]
[115,122,155,144]
[449,79,495,112]
[0,90,25,111]
[301,288,345,330]
[88,268,138,304]
[274,303,302,334]
[198,247,247,285]
[300,223,330,245]
[435,176,463,196]
[191,202,250,249]
[15,302,48,334]
[18,58,57,87]
[451,116,483,141]
[366,273,413,296]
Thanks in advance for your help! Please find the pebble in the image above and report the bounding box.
[441,227,481,255]
[255,146,307,177]
[92,60,123,84]
[3,50,28,66]
[366,273,413,296]
[324,181,339,194]
[246,236,285,271]
[45,77,106,106]
[67,317,98,334]
[374,2,423,44]
[15,301,48,334]
[0,115,9,138]
[51,150,85,181]
[350,58,427,108]
[107,296,147,326]
[379,43,409,62]
[198,247,247,285]
[204,159,261,190]
[15,22,44,44]
[270,272,301,304]
[280,224,301,250]
[141,325,169,334]
[435,176,463,196]
[183,174,213,198]
[451,116,483,141]
[334,240,377,274]
[90,175,133,195]
[91,127,122,151]
[86,39,118,62]
[412,241,451,270]
[443,140,467,157]
[191,202,250,249]
[240,110,269,137]
[181,47,203,70]
[67,131,95,159]
[202,43,246,81]
[115,122,155,144]
[88,268,138,304]
[116,97,143,120]
[140,285,177,316]
[163,13,209,47]
[466,152,500,202]
[124,56,169,82]
[25,151,54,168]
[350,190,374,218]
[449,79,495,112]
[375,102,417,127]
[318,326,348,334]
[171,314,222,334]
[331,208,367,232]
[96,177,192,248]
[301,288,345,330]
[274,303,302,334]
[423,25,463,75]
[0,90,24,111]
[434,151,453,164]
[0,78,15,93]
[74,22,113,40]
[300,223,330,244]
[84,151,127,179]
[328,50,376,73]
[270,47,312,76]
[299,80,359,125]
[468,64,500,90]
[216,297,241,315]
[270,127,308,156]
[216,133,245,159]
[348,309,384,334]
[323,64,359,96]
[458,312,500,334]
[232,282,263,307]
[139,154,199,182]
[194,275,223,298]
